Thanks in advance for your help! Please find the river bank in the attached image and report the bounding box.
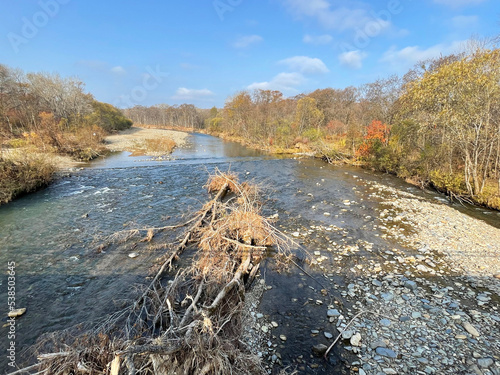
[1,135,499,374]
[0,127,187,205]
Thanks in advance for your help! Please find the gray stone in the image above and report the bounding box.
[381,292,394,301]
[477,358,494,368]
[324,332,333,339]
[404,280,418,290]
[412,312,422,319]
[342,330,354,339]
[376,347,397,358]
[380,318,392,327]
[383,369,397,375]
[370,339,387,349]
[327,309,341,317]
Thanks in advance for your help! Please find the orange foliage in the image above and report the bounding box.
[365,120,390,144]
[356,120,391,157]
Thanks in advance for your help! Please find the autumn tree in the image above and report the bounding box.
[398,48,500,196]
[294,97,324,136]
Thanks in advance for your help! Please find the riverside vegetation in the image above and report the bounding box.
[125,44,500,210]
[0,64,133,204]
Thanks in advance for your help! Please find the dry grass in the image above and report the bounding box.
[18,171,295,375]
[129,137,177,156]
[0,151,56,205]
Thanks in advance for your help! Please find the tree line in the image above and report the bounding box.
[0,64,133,204]
[0,64,132,160]
[128,44,500,209]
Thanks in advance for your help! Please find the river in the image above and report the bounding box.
[1,132,499,374]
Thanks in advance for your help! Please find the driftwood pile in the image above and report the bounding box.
[13,171,293,375]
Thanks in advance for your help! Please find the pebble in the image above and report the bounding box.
[128,253,139,258]
[463,322,480,337]
[412,312,422,319]
[342,330,354,339]
[477,358,494,368]
[279,335,287,341]
[404,280,417,290]
[324,332,333,339]
[370,339,387,349]
[375,347,397,358]
[380,318,392,327]
[261,326,268,333]
[350,333,362,347]
[383,369,397,375]
[327,309,341,317]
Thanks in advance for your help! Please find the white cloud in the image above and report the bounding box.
[110,66,126,75]
[282,0,392,32]
[233,35,263,48]
[247,72,305,93]
[278,56,329,74]
[172,87,215,101]
[339,50,367,69]
[381,41,466,67]
[451,15,478,28]
[303,34,333,45]
[434,0,486,7]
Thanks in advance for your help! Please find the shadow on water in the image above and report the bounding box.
[1,133,499,374]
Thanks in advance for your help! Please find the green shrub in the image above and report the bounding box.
[87,101,133,133]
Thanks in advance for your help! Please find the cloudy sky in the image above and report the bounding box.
[1,0,498,108]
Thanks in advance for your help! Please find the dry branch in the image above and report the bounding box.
[13,172,292,375]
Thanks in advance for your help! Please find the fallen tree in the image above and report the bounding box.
[12,170,293,375]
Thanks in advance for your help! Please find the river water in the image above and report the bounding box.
[1,133,499,373]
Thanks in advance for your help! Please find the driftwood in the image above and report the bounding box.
[15,171,292,375]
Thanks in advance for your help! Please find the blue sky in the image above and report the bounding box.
[1,0,498,108]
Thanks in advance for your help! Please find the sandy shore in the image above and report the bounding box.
[104,126,189,153]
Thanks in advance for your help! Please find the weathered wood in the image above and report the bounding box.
[204,255,251,312]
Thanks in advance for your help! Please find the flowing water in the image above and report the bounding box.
[1,132,499,373]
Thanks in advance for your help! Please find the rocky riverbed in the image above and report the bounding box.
[245,171,500,375]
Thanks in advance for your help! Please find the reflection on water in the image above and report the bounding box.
[0,132,499,373]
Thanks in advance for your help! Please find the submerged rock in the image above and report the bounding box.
[312,344,328,356]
